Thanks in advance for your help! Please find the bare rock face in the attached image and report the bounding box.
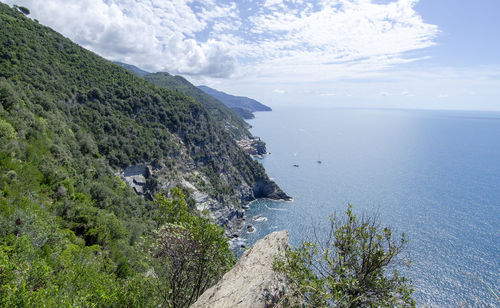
[120,165,151,196]
[253,180,292,201]
[192,230,289,308]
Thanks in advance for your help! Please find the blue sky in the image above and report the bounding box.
[415,0,500,67]
[3,0,499,110]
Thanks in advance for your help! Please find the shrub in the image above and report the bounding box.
[149,188,235,307]
[0,119,16,139]
[274,205,414,307]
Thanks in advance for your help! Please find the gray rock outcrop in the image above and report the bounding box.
[119,163,290,235]
[253,180,291,201]
[120,165,152,195]
[192,230,289,308]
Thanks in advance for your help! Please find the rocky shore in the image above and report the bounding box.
[117,133,290,243]
[119,161,291,237]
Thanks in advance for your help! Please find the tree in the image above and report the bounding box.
[0,119,16,139]
[274,205,414,307]
[149,188,235,307]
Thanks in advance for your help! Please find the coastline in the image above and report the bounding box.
[229,194,293,252]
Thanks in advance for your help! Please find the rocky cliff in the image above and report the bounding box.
[192,230,290,308]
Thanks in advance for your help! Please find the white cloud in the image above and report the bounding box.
[238,0,438,82]
[3,0,237,77]
[2,0,438,80]
[273,89,286,94]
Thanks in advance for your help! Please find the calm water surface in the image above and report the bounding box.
[239,107,500,307]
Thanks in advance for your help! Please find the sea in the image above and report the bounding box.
[237,107,500,307]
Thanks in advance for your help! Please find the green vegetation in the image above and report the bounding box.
[274,206,414,307]
[0,3,419,307]
[232,106,255,119]
[0,70,152,306]
[0,0,276,198]
[145,72,251,139]
[0,3,271,306]
[150,188,235,307]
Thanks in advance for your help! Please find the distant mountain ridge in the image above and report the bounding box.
[197,85,272,118]
[115,64,271,121]
[113,61,150,77]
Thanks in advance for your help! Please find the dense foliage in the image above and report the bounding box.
[0,72,152,306]
[0,3,262,306]
[149,188,235,307]
[231,106,256,119]
[145,72,251,139]
[0,2,270,188]
[274,206,415,307]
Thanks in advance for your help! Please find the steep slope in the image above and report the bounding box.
[144,72,251,139]
[0,3,289,235]
[198,85,272,114]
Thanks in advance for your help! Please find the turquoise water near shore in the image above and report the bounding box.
[240,107,500,307]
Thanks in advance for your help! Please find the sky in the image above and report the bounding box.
[3,0,500,110]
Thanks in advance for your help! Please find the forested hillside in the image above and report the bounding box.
[144,72,251,139]
[0,4,285,305]
[198,85,272,113]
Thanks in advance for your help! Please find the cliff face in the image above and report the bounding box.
[118,162,288,233]
[192,230,290,308]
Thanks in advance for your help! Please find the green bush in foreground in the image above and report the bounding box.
[147,187,236,307]
[274,206,414,307]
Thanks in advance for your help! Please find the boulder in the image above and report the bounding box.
[192,230,289,308]
[247,224,256,233]
[132,175,146,185]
